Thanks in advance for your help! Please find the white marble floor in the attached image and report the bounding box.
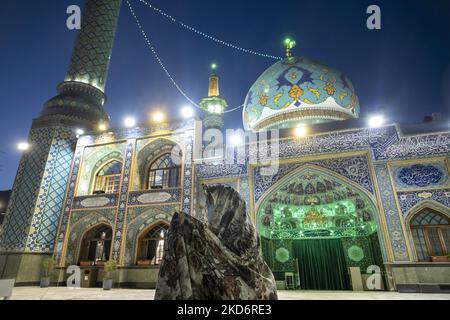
[6,287,450,300]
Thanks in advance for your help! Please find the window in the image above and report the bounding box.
[79,225,112,265]
[410,208,449,261]
[94,160,122,194]
[147,154,181,189]
[137,223,169,265]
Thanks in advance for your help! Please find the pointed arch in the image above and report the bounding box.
[256,164,377,217]
[123,207,173,266]
[405,200,449,262]
[405,200,450,224]
[255,163,380,239]
[90,159,123,194]
[135,138,183,190]
[77,223,113,265]
[65,213,114,266]
[77,148,124,196]
[135,220,170,266]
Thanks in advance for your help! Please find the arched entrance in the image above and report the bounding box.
[136,222,170,266]
[407,204,449,262]
[78,224,113,265]
[256,165,384,290]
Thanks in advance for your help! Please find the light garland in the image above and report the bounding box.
[126,0,244,113]
[134,0,283,61]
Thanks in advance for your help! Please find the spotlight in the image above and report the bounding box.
[368,115,384,128]
[181,106,194,119]
[76,129,84,135]
[98,123,108,131]
[124,117,136,128]
[230,133,243,146]
[17,142,30,151]
[152,111,165,123]
[294,124,308,137]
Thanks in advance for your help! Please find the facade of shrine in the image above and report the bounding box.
[0,0,449,291]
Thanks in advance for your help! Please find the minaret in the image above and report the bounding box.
[199,64,228,130]
[198,64,228,162]
[41,0,122,126]
[0,0,122,283]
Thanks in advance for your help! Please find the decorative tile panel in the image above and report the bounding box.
[0,127,68,252]
[64,209,115,266]
[377,132,450,160]
[253,155,374,204]
[123,206,176,266]
[392,162,449,190]
[25,127,76,252]
[128,189,181,205]
[111,140,135,261]
[397,189,450,214]
[54,147,83,263]
[374,164,410,261]
[181,133,194,214]
[72,194,118,209]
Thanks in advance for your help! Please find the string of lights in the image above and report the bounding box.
[126,0,244,114]
[134,0,283,60]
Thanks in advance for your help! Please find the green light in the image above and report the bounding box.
[284,38,296,50]
[211,63,217,70]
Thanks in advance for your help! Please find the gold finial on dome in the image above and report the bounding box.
[284,38,297,57]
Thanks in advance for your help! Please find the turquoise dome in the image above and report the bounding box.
[243,56,360,131]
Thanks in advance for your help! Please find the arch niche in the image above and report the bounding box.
[256,165,384,290]
[134,138,183,191]
[406,201,449,262]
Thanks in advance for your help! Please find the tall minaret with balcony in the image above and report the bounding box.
[0,0,122,283]
[199,64,229,131]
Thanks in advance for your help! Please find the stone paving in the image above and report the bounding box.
[6,287,450,300]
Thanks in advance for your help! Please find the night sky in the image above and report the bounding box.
[0,0,450,190]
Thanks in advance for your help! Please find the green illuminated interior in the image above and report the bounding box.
[258,170,378,239]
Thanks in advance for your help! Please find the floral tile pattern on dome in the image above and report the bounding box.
[243,56,359,130]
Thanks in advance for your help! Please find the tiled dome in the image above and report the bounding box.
[243,56,360,131]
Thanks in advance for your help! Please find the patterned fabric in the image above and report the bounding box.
[155,185,277,300]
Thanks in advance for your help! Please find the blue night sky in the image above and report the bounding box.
[0,0,450,190]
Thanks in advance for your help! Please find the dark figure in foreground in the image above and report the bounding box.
[155,185,278,300]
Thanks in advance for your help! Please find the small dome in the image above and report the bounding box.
[243,56,360,131]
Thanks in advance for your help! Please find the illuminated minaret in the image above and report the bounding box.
[42,0,122,125]
[198,64,229,161]
[0,0,122,283]
[199,64,228,130]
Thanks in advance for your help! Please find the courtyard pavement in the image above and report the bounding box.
[6,287,450,300]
